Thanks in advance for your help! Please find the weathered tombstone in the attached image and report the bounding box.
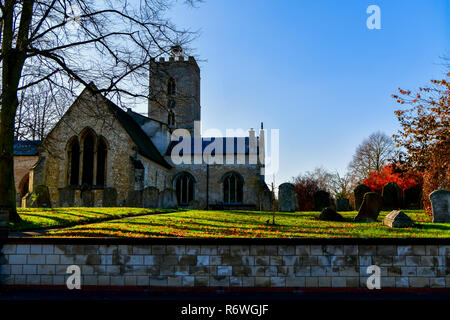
[354,192,382,222]
[318,207,344,222]
[335,198,351,211]
[430,190,450,223]
[58,187,75,207]
[142,187,159,208]
[159,188,177,209]
[259,189,273,211]
[313,190,331,211]
[102,188,117,207]
[404,186,422,209]
[383,210,414,228]
[277,183,299,212]
[382,182,402,210]
[27,185,51,208]
[81,190,94,207]
[354,184,371,211]
[126,190,142,207]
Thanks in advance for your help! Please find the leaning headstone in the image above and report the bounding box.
[404,186,422,209]
[159,189,177,209]
[335,198,351,211]
[142,187,159,208]
[383,210,415,228]
[382,182,402,210]
[354,184,371,211]
[354,192,382,222]
[318,207,344,222]
[126,190,142,207]
[430,190,450,223]
[102,188,117,207]
[278,183,299,212]
[81,190,94,207]
[313,190,331,211]
[58,187,75,207]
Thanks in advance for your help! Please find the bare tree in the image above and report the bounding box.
[348,131,398,184]
[0,0,198,223]
[328,171,353,199]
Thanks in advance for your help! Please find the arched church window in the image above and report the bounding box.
[168,111,176,126]
[167,77,176,95]
[68,137,80,185]
[174,172,195,205]
[223,172,243,204]
[81,132,95,185]
[96,138,107,186]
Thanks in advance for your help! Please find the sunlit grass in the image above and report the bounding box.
[37,209,450,238]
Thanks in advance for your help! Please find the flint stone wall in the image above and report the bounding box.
[1,240,449,289]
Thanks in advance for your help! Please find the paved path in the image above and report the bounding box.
[8,210,173,238]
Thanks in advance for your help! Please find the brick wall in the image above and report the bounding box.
[1,241,449,288]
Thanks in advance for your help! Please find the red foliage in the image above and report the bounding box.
[363,164,422,192]
[293,177,320,211]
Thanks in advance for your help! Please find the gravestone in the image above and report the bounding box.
[335,198,351,211]
[430,190,450,223]
[354,192,382,222]
[382,182,402,210]
[126,190,142,207]
[159,188,177,209]
[404,186,422,209]
[259,189,273,212]
[383,210,414,228]
[187,200,200,209]
[278,183,299,212]
[81,190,94,207]
[27,185,51,208]
[142,187,159,208]
[313,190,331,211]
[318,207,344,222]
[354,184,371,211]
[58,187,75,207]
[102,188,117,207]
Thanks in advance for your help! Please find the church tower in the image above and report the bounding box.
[148,46,200,135]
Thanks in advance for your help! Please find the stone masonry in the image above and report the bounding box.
[1,243,449,288]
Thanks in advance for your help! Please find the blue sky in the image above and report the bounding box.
[138,0,450,185]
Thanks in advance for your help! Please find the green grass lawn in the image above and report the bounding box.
[9,207,175,232]
[29,209,450,238]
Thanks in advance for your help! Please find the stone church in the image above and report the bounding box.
[22,52,272,210]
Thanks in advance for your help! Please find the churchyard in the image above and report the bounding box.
[8,208,450,238]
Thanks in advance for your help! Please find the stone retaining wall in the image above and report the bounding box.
[1,241,449,288]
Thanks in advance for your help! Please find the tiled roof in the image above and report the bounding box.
[13,140,41,156]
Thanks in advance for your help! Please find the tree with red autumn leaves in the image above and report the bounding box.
[363,164,422,192]
[392,72,450,214]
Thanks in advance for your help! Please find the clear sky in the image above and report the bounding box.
[137,0,450,185]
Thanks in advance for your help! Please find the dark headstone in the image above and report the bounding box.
[58,187,75,207]
[382,182,402,210]
[430,190,450,223]
[313,190,331,211]
[81,190,94,207]
[28,185,51,208]
[318,207,344,222]
[126,190,143,207]
[354,192,382,222]
[259,189,273,211]
[354,184,371,211]
[142,187,159,208]
[383,210,415,228]
[102,188,117,207]
[278,183,299,212]
[159,189,177,209]
[404,186,422,209]
[335,198,351,211]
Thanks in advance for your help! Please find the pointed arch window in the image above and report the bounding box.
[81,132,95,185]
[96,138,107,186]
[174,172,195,206]
[67,137,80,185]
[168,110,176,126]
[167,77,176,95]
[223,172,244,204]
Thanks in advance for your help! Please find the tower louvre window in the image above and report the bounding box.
[167,77,176,95]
